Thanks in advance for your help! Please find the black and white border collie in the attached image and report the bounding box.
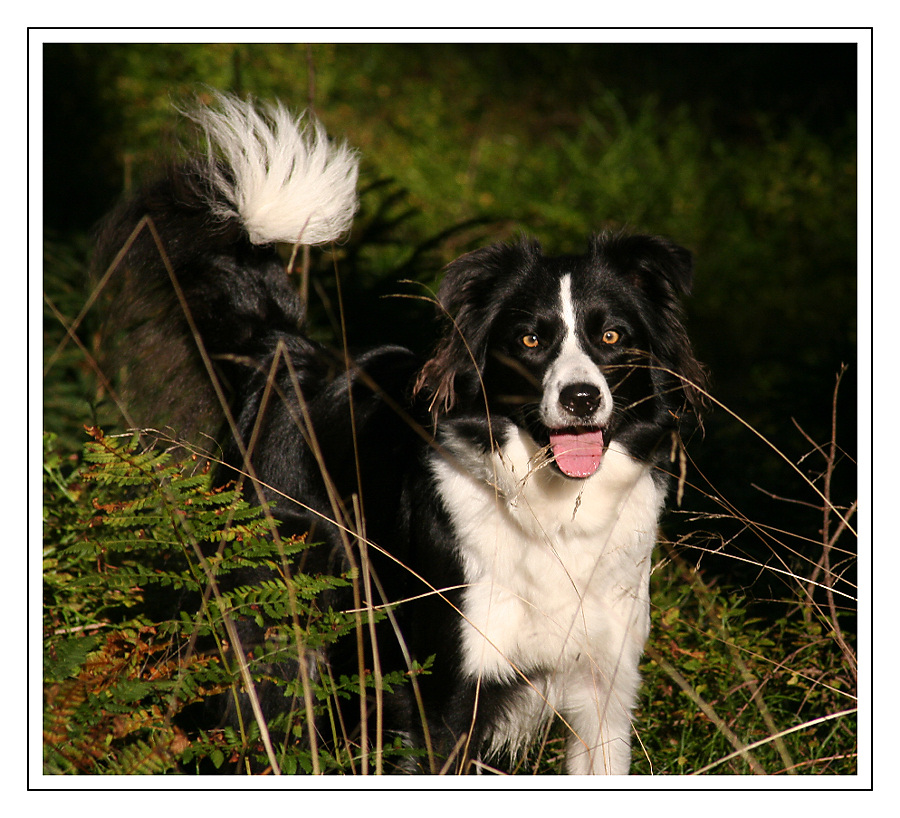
[95,96,706,775]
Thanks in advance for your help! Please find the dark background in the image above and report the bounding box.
[44,43,858,231]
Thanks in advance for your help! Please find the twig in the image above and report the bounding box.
[644,645,767,775]
[804,366,857,682]
[690,708,857,775]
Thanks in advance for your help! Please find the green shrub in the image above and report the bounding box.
[42,428,409,775]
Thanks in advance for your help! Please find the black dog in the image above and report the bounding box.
[95,95,706,774]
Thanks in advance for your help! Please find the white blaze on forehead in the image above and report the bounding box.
[540,272,614,430]
[559,273,578,348]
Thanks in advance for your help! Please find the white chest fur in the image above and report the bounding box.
[433,426,664,687]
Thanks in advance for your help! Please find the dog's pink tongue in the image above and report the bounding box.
[549,429,605,478]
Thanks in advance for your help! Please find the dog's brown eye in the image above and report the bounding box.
[521,333,540,349]
[602,330,621,345]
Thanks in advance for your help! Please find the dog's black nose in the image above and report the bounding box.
[558,383,603,418]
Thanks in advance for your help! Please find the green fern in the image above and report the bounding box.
[43,428,402,775]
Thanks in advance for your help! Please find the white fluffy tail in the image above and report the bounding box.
[189,94,359,246]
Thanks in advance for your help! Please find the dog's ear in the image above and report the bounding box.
[415,240,541,417]
[634,236,694,303]
[592,232,694,299]
[593,232,708,414]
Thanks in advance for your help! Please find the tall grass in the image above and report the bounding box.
[40,399,858,775]
[636,370,857,775]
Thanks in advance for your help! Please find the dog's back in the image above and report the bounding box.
[94,98,357,440]
[93,97,464,772]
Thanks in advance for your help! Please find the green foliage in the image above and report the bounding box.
[634,552,856,775]
[42,429,406,775]
[41,424,858,776]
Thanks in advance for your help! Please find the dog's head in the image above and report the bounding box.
[415,233,707,477]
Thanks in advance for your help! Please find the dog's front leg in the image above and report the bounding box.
[563,676,636,774]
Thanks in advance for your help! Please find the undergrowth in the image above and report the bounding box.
[634,370,858,776]
[42,428,421,775]
[42,412,858,775]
